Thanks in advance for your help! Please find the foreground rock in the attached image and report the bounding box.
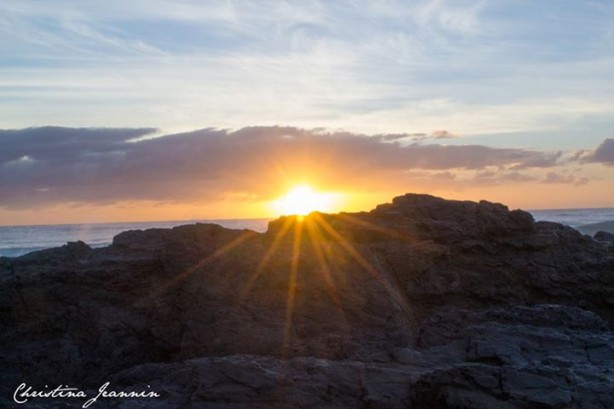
[1,194,613,408]
[595,230,614,244]
[410,305,614,408]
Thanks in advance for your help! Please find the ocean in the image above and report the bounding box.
[529,208,614,228]
[1,208,613,258]
[530,208,614,236]
[0,219,270,258]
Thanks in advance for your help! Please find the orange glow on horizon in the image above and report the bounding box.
[1,176,613,226]
[269,185,343,216]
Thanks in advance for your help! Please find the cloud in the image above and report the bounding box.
[584,138,614,166]
[542,172,589,186]
[509,151,563,170]
[376,130,458,142]
[431,129,458,139]
[474,171,537,184]
[501,172,537,183]
[0,126,156,164]
[403,168,540,189]
[404,170,457,181]
[0,126,574,209]
[409,0,484,36]
[377,133,427,142]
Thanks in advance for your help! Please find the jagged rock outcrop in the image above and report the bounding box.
[1,194,613,408]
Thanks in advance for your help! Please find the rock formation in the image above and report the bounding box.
[595,230,614,244]
[1,194,613,408]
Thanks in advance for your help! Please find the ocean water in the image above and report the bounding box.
[1,208,613,258]
[529,208,614,228]
[529,208,614,237]
[0,219,270,258]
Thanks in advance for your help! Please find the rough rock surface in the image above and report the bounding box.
[1,194,613,408]
[595,230,614,244]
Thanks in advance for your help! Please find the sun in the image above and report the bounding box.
[271,185,338,216]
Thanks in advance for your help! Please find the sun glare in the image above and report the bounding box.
[272,185,338,216]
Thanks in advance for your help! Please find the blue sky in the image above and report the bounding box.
[1,0,612,150]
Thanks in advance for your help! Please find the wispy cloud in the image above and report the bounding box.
[431,129,458,139]
[410,0,485,36]
[0,0,612,143]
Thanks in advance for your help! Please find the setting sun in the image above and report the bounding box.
[271,185,339,216]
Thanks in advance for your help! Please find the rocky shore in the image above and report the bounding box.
[1,194,613,408]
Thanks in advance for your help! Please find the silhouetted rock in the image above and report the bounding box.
[1,194,613,408]
[595,230,614,243]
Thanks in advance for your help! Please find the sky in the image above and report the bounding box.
[0,0,613,225]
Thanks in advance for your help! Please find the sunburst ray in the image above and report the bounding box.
[312,213,412,316]
[133,230,257,307]
[283,218,303,354]
[304,217,344,309]
[304,217,352,336]
[238,217,294,302]
[337,213,417,244]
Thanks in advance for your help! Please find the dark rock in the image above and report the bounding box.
[102,355,418,409]
[595,230,614,243]
[410,306,614,408]
[1,193,613,408]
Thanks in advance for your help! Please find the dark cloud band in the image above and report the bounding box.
[0,126,599,209]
